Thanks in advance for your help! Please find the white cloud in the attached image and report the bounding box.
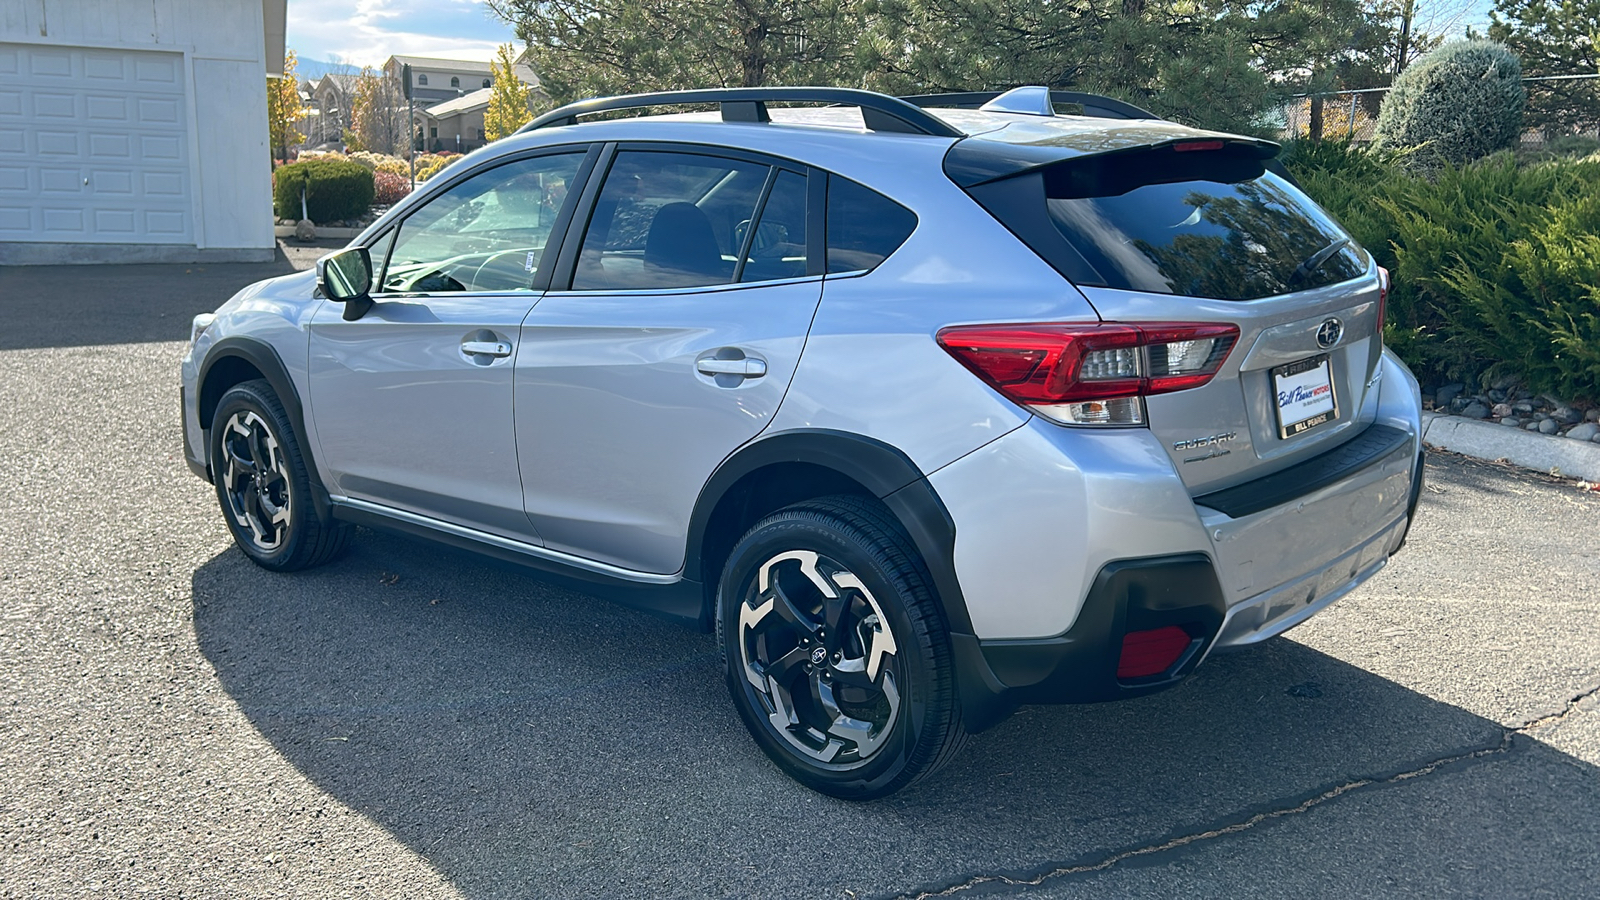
[287,0,515,68]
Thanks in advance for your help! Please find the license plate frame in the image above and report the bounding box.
[1272,353,1338,438]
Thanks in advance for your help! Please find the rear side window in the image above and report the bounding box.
[1043,148,1364,300]
[827,177,917,274]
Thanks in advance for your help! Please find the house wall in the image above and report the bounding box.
[0,0,276,263]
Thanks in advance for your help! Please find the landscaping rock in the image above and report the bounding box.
[1539,418,1560,435]
[1567,423,1600,442]
[1460,401,1490,419]
[1500,417,1521,427]
[1525,422,1542,431]
[1552,406,1582,425]
[1488,389,1507,402]
[1513,401,1535,414]
[1436,383,1466,407]
[1491,403,1513,418]
[1587,408,1600,423]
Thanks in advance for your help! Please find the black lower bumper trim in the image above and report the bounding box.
[954,553,1226,732]
[1195,423,1412,519]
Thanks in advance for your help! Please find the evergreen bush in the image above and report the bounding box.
[272,157,375,222]
[1372,40,1527,170]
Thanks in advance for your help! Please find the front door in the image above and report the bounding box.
[516,148,821,573]
[307,149,589,541]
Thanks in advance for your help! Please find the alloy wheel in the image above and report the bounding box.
[218,410,291,552]
[737,549,902,766]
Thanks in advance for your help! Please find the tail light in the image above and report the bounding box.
[1376,266,1390,334]
[936,322,1239,426]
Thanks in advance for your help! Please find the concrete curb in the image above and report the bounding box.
[273,224,362,240]
[1421,412,1600,482]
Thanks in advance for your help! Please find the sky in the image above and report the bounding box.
[285,0,518,70]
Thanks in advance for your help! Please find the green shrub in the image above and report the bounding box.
[1286,143,1600,399]
[1440,193,1600,402]
[1373,40,1526,170]
[273,157,375,222]
[1545,134,1600,158]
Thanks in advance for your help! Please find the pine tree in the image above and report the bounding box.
[484,44,535,141]
[1489,0,1600,135]
[266,50,306,163]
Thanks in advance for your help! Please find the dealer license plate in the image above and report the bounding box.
[1272,354,1338,438]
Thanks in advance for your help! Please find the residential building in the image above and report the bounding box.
[1,0,284,264]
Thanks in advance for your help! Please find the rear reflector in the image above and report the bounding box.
[1376,265,1390,332]
[1117,626,1193,679]
[936,322,1239,426]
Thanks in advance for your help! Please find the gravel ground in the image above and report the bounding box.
[2,263,1597,898]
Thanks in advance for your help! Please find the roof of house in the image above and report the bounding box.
[424,87,494,118]
[389,55,495,75]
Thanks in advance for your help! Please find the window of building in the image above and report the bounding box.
[429,126,438,138]
[482,78,492,88]
[418,74,428,86]
[450,76,460,88]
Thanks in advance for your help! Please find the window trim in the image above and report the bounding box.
[544,141,822,294]
[364,144,602,298]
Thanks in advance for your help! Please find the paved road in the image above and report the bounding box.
[2,260,1597,899]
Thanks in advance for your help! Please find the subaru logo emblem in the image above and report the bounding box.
[1316,318,1343,350]
[810,647,828,666]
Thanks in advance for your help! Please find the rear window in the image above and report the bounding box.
[1043,149,1364,300]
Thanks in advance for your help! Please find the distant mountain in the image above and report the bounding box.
[293,57,366,81]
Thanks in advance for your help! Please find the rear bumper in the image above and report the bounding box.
[943,350,1423,730]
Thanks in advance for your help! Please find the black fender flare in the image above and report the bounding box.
[198,337,333,522]
[684,429,975,637]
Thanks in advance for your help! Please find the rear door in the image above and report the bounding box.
[514,146,823,574]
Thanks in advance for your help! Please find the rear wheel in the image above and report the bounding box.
[717,496,966,799]
[210,379,350,572]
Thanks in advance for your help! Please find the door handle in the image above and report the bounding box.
[696,357,767,378]
[462,340,513,358]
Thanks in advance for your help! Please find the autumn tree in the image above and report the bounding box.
[350,66,409,156]
[266,49,306,163]
[484,43,536,140]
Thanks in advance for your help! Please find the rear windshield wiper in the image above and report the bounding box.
[1287,238,1350,288]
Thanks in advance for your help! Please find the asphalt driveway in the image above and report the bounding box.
[1,256,1596,898]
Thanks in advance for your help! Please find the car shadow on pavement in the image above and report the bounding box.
[191,528,1600,900]
[0,239,342,351]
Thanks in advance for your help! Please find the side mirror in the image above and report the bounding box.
[316,247,375,321]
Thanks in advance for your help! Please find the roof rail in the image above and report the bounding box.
[900,90,1160,121]
[517,87,965,138]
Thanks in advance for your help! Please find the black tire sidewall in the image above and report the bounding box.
[718,510,945,799]
[209,381,314,571]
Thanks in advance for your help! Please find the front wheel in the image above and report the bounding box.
[717,496,967,799]
[210,379,350,572]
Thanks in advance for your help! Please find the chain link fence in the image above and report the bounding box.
[1277,75,1600,148]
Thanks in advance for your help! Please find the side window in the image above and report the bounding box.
[737,168,808,283]
[827,176,917,274]
[379,152,583,294]
[571,151,769,291]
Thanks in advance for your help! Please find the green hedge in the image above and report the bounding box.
[273,157,375,223]
[1284,141,1600,402]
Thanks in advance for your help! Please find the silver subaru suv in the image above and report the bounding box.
[181,87,1424,799]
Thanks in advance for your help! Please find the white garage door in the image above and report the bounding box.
[0,43,192,245]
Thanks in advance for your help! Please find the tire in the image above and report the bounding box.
[210,379,351,572]
[717,495,968,799]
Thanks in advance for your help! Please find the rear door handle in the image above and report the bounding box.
[462,340,513,358]
[696,357,767,378]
